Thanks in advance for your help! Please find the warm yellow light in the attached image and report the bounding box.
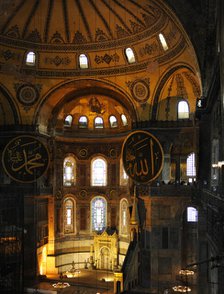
[179,269,194,276]
[39,264,43,275]
[52,282,70,288]
[65,269,81,278]
[172,285,191,292]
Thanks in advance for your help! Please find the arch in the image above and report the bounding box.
[152,65,196,120]
[34,79,137,132]
[0,84,20,125]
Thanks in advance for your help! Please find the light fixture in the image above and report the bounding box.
[52,282,70,288]
[212,161,224,168]
[179,269,194,276]
[65,261,81,278]
[172,285,191,292]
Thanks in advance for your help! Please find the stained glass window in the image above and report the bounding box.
[91,197,107,231]
[91,158,107,186]
[63,156,76,186]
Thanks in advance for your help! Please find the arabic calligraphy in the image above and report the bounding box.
[122,131,164,183]
[2,136,49,183]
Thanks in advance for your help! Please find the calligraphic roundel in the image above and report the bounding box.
[2,136,49,183]
[122,131,164,183]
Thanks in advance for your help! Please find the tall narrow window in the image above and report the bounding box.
[91,197,107,231]
[125,47,136,63]
[26,51,36,65]
[63,156,76,186]
[187,207,198,222]
[94,117,104,128]
[121,114,128,126]
[78,116,88,128]
[79,54,88,69]
[120,199,129,235]
[64,198,75,233]
[178,101,189,119]
[64,115,73,127]
[91,157,107,186]
[159,33,168,51]
[187,153,196,182]
[109,115,118,128]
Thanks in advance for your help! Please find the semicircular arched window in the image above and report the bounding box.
[91,197,107,232]
[91,157,107,186]
[125,47,136,64]
[109,115,118,128]
[63,156,76,186]
[79,54,88,69]
[64,115,73,127]
[64,198,75,234]
[94,117,104,128]
[178,100,189,119]
[121,114,128,126]
[78,115,88,128]
[159,33,168,51]
[26,51,36,65]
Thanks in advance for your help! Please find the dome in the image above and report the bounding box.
[1,0,179,47]
[0,0,201,132]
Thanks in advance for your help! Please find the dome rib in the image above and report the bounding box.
[75,0,93,42]
[22,0,40,39]
[102,0,132,36]
[113,0,146,28]
[1,0,26,34]
[44,0,54,43]
[89,0,114,40]
[62,0,70,43]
